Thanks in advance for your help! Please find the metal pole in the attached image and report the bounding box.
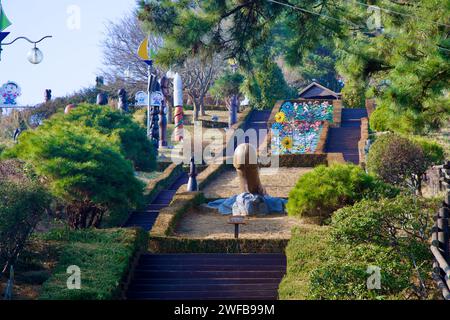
[147,64,152,138]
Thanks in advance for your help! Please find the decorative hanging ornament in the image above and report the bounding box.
[0,1,12,32]
[137,36,155,66]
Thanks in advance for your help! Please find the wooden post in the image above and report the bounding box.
[159,99,168,147]
[437,212,448,258]
[228,216,246,239]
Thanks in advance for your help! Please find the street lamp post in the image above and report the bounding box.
[228,58,239,128]
[0,35,52,64]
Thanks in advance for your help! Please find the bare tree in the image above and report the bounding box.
[100,11,225,123]
[100,11,164,96]
[180,55,225,121]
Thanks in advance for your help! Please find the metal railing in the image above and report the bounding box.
[431,161,450,300]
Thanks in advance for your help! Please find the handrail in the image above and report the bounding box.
[431,161,450,300]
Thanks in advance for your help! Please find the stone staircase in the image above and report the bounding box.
[325,108,368,164]
[243,109,272,148]
[125,110,287,301]
[124,173,189,231]
[126,253,286,300]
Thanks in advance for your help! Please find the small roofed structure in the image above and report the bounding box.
[299,82,341,100]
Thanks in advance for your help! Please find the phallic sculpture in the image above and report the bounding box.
[206,143,286,216]
[233,143,265,195]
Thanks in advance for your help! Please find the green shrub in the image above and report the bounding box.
[52,104,157,171]
[0,160,51,276]
[331,196,438,251]
[309,244,410,300]
[39,228,147,300]
[4,123,144,228]
[286,164,398,221]
[242,59,296,109]
[209,71,245,105]
[367,133,444,194]
[278,226,329,300]
[369,105,391,132]
[311,195,440,300]
[410,136,446,165]
[281,195,439,300]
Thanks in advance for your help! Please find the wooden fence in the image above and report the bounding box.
[431,161,450,300]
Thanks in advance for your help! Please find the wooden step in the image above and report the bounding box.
[133,270,286,279]
[127,290,278,300]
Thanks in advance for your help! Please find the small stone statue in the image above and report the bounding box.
[117,89,128,112]
[44,89,52,103]
[95,76,104,88]
[13,128,21,142]
[187,156,198,192]
[96,93,108,106]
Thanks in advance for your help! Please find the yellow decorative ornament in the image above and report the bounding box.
[281,136,293,150]
[275,112,286,123]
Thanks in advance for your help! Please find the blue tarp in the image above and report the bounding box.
[207,193,287,215]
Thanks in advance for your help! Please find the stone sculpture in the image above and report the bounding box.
[96,93,108,106]
[207,143,286,216]
[233,143,265,195]
[117,89,128,112]
[187,156,198,192]
[44,89,52,103]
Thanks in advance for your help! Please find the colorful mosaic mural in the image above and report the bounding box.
[271,101,333,155]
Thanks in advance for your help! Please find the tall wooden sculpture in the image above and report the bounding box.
[159,77,169,147]
[149,81,160,151]
[160,75,173,124]
[173,73,184,142]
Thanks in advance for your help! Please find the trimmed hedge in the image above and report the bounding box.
[39,228,147,300]
[259,154,328,168]
[151,192,206,237]
[198,163,230,190]
[149,236,288,254]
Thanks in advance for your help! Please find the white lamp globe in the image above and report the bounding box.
[27,47,44,64]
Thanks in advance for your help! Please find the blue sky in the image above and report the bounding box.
[0,0,137,105]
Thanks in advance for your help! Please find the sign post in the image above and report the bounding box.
[228,216,246,239]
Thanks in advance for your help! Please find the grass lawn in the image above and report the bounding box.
[38,228,147,300]
[278,225,329,300]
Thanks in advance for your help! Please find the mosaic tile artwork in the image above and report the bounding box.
[271,101,333,155]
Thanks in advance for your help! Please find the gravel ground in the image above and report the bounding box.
[174,167,313,240]
[174,206,306,239]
